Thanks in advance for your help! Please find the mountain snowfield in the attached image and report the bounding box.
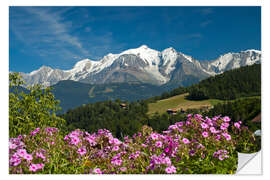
[19,45,261,87]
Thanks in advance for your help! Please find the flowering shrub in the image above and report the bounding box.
[9,114,257,174]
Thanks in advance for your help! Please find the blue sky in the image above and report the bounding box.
[9,6,261,73]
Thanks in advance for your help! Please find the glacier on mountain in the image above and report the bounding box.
[19,45,261,87]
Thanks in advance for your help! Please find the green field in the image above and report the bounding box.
[148,93,223,115]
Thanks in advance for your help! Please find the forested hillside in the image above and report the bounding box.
[146,64,261,103]
[187,64,261,100]
[59,100,149,138]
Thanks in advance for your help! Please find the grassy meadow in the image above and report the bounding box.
[148,93,223,115]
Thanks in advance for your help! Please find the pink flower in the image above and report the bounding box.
[151,133,159,140]
[164,147,170,153]
[120,167,127,172]
[70,136,80,146]
[17,149,27,157]
[9,142,17,150]
[163,157,172,165]
[93,168,102,174]
[36,163,44,170]
[201,123,209,129]
[85,136,97,146]
[77,147,87,156]
[64,135,69,141]
[29,164,38,172]
[112,146,120,152]
[234,122,241,129]
[155,141,163,148]
[202,131,209,138]
[111,159,122,166]
[141,143,147,148]
[220,122,229,130]
[182,138,190,144]
[168,125,178,130]
[124,136,129,140]
[30,128,40,136]
[176,122,184,127]
[24,153,33,161]
[222,132,231,141]
[10,154,21,166]
[36,152,46,161]
[223,116,231,122]
[165,166,177,174]
[216,135,221,140]
[189,150,195,156]
[210,127,217,133]
[109,138,114,144]
[113,138,121,145]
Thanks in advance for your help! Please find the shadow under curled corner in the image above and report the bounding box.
[236,151,262,174]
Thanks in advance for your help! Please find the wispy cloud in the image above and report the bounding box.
[10,7,130,69]
[186,33,203,39]
[197,8,214,15]
[10,7,90,60]
[200,20,212,27]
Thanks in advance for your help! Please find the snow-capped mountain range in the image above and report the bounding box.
[19,45,261,87]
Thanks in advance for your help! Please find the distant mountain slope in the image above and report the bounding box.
[19,45,261,88]
[51,80,166,112]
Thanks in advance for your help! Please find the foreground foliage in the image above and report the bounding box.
[9,72,66,138]
[9,114,258,174]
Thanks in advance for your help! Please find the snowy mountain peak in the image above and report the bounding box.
[20,47,261,88]
[73,59,92,68]
[121,45,158,55]
[162,47,176,53]
[206,49,261,74]
[29,65,52,75]
[139,45,149,49]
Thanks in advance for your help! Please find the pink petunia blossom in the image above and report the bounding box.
[223,116,231,122]
[155,141,163,148]
[30,128,40,136]
[112,146,120,152]
[201,123,209,129]
[77,147,87,156]
[36,163,44,170]
[163,157,172,165]
[234,122,241,129]
[113,138,121,145]
[70,136,80,146]
[165,166,177,174]
[210,127,217,133]
[93,168,102,174]
[220,122,229,130]
[36,152,46,161]
[182,138,190,144]
[17,149,27,158]
[29,164,38,172]
[222,133,231,141]
[120,167,127,172]
[9,142,17,150]
[202,131,209,138]
[24,153,33,161]
[150,133,159,140]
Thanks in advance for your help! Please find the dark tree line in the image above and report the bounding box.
[187,64,261,100]
[203,97,261,132]
[59,99,149,138]
[59,97,260,139]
